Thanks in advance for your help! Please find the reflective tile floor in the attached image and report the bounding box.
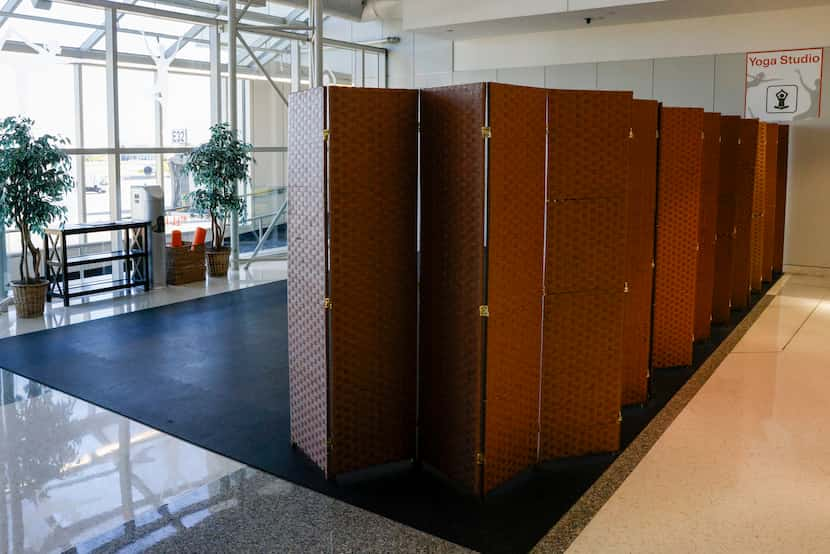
[0,369,464,553]
[0,261,287,339]
[567,272,830,553]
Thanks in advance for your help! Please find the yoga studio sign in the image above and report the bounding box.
[745,47,824,122]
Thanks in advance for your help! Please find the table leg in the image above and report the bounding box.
[61,234,69,307]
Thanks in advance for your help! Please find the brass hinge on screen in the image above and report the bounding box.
[475,452,485,465]
[738,138,742,145]
[624,282,630,293]
[652,259,656,269]
[629,128,634,139]
[323,297,333,310]
[479,305,490,318]
[322,129,330,142]
[617,412,623,424]
[326,438,334,452]
[481,126,492,139]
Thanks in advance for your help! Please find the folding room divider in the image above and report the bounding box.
[419,82,547,495]
[731,119,760,311]
[694,113,722,341]
[774,125,790,273]
[750,122,779,291]
[287,86,418,479]
[540,89,632,459]
[712,115,740,325]
[622,99,659,406]
[652,107,704,369]
[762,124,780,283]
[287,84,787,497]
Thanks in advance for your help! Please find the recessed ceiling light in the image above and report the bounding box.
[446,29,455,33]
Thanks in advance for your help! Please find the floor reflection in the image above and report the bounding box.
[0,369,241,554]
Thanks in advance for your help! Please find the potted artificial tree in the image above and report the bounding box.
[0,116,74,318]
[184,123,250,277]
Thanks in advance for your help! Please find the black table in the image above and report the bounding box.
[44,220,151,306]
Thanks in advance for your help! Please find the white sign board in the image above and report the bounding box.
[745,48,823,122]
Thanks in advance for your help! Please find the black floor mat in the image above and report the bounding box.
[0,279,774,553]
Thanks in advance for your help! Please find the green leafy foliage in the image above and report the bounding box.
[0,116,74,284]
[184,123,251,251]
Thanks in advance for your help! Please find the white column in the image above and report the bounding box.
[229,0,239,270]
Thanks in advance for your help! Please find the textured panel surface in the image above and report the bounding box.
[622,99,659,406]
[287,87,329,474]
[327,87,418,477]
[762,124,779,282]
[541,290,625,458]
[419,83,486,495]
[483,84,546,493]
[732,119,759,310]
[694,113,721,341]
[652,107,704,368]
[749,122,768,292]
[774,125,790,273]
[541,90,631,460]
[712,116,740,324]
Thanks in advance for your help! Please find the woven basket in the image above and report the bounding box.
[166,242,205,285]
[12,280,48,318]
[206,248,230,277]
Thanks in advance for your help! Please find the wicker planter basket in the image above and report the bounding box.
[206,248,231,277]
[166,242,206,285]
[12,280,48,318]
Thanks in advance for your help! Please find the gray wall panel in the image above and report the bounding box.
[653,55,716,110]
[496,66,545,87]
[545,63,598,89]
[714,53,746,116]
[597,59,654,99]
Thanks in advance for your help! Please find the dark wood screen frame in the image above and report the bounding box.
[731,119,759,311]
[652,107,704,369]
[712,115,740,324]
[761,124,779,283]
[540,89,631,459]
[694,112,722,341]
[623,99,659,406]
[326,87,418,477]
[482,83,547,494]
[774,125,790,273]
[419,83,488,495]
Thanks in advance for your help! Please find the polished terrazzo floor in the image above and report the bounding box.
[566,272,830,553]
[0,369,464,553]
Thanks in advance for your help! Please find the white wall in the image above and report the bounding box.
[385,6,830,269]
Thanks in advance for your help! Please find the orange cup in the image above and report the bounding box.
[192,226,207,251]
[171,229,183,248]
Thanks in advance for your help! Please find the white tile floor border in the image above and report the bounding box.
[563,272,830,553]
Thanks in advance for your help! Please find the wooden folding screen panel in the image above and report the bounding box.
[693,113,722,341]
[540,90,631,458]
[652,107,704,368]
[712,116,740,325]
[762,124,780,283]
[420,83,546,495]
[731,119,759,310]
[288,87,418,479]
[774,125,790,273]
[622,99,659,406]
[750,122,778,291]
